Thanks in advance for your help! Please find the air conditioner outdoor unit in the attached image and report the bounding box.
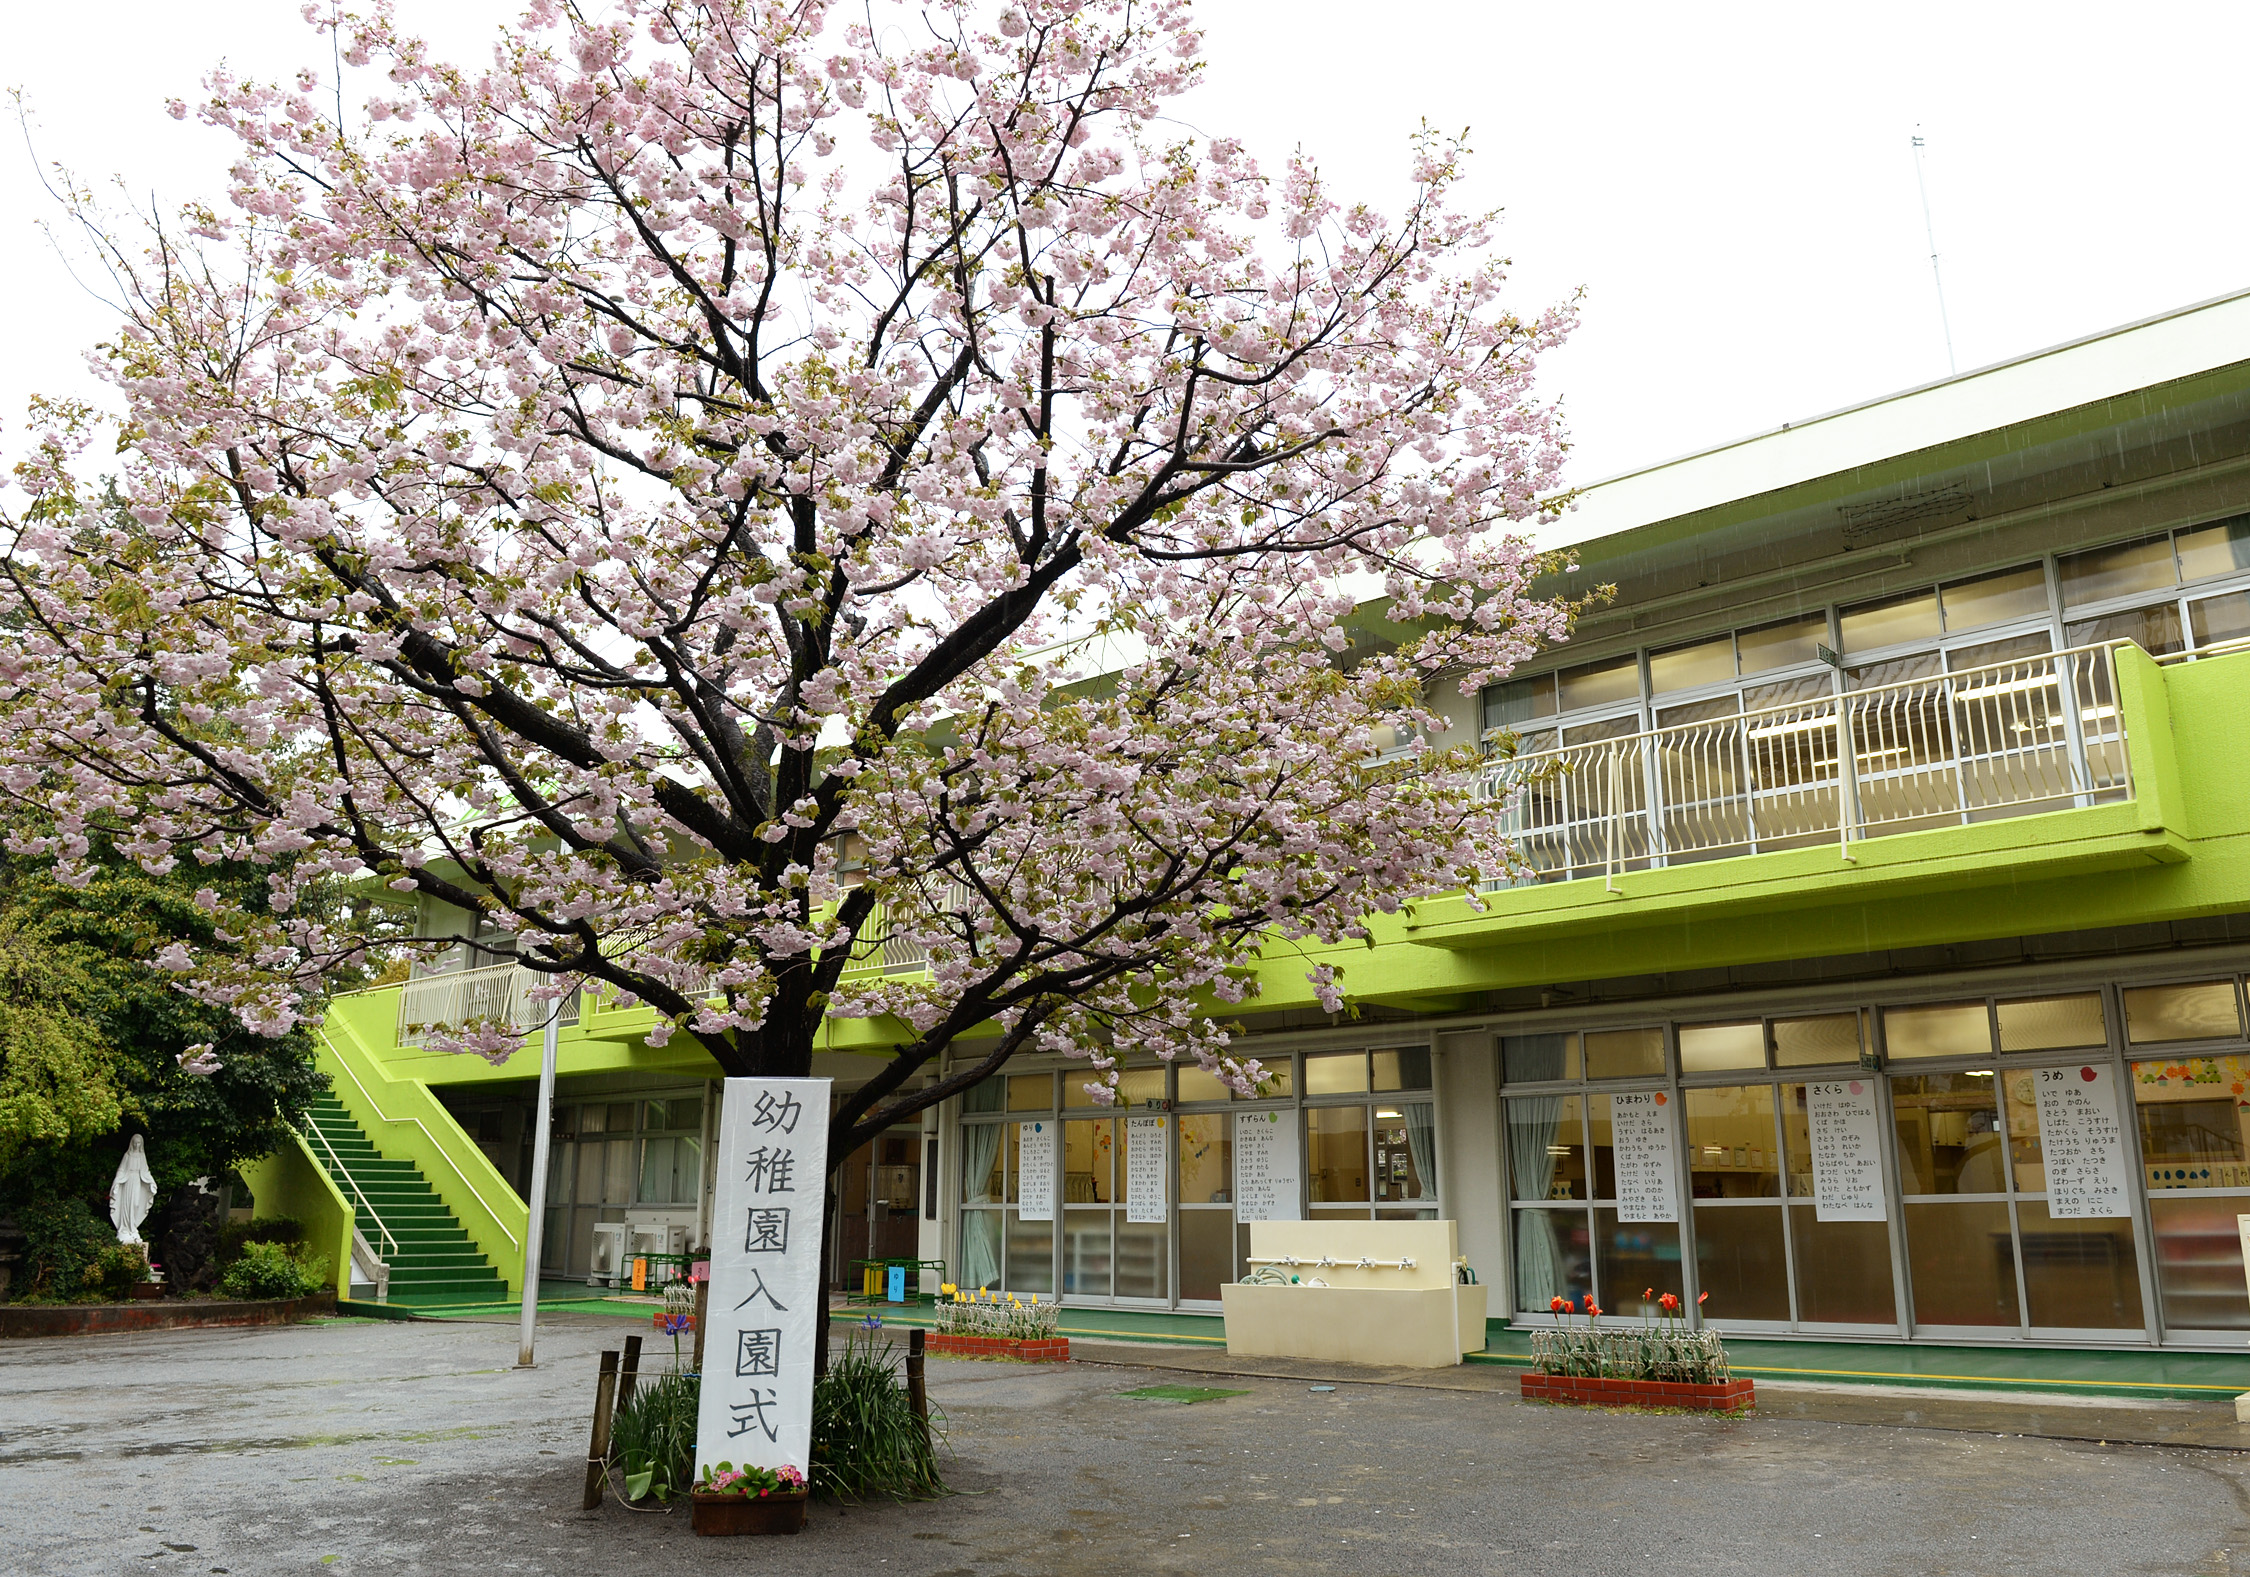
[628,1222,685,1259]
[589,1221,630,1288]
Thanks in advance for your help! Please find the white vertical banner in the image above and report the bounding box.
[2034,1064,2133,1219]
[695,1077,830,1482]
[1608,1092,1679,1225]
[1017,1119,1056,1222]
[1234,1110,1302,1223]
[1806,1079,1888,1223]
[1125,1115,1168,1225]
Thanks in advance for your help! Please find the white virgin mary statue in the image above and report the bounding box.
[109,1135,157,1246]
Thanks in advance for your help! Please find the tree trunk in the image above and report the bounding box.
[813,1172,839,1378]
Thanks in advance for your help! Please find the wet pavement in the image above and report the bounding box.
[6,1314,2250,1575]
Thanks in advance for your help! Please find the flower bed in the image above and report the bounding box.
[925,1332,1070,1362]
[931,1284,1062,1359]
[1519,1372,1753,1412]
[1520,1291,1752,1411]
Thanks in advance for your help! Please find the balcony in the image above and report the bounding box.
[1481,640,2138,885]
[397,960,580,1046]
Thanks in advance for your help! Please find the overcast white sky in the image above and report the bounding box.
[5,1,2247,486]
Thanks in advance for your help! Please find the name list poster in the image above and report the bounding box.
[1234,1110,1302,1223]
[1805,1079,1887,1222]
[2034,1065,2132,1218]
[1016,1120,1056,1222]
[695,1077,830,1480]
[1125,1115,1168,1224]
[1608,1092,1679,1224]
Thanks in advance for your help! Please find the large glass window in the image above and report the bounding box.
[2125,980,2243,1044]
[1893,1071,2017,1328]
[1686,1085,1786,1323]
[2135,1054,2250,1331]
[965,1046,1437,1310]
[2059,534,2177,608]
[1781,1083,1898,1324]
[1497,981,2250,1341]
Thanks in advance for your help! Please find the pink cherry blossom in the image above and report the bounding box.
[0,0,1574,1159]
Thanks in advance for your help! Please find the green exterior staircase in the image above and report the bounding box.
[301,1094,509,1305]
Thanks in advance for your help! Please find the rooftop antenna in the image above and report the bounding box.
[1911,127,1957,376]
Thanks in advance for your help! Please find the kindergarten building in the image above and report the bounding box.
[259,288,2250,1359]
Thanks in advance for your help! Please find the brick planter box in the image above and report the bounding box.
[0,1294,336,1340]
[926,1332,1069,1362]
[1519,1372,1753,1413]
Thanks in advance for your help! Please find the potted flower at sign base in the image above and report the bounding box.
[690,1461,808,1536]
[1518,1291,1754,1413]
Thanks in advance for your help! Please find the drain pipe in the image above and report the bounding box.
[516,1001,561,1368]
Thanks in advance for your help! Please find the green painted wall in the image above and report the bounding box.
[237,1134,356,1301]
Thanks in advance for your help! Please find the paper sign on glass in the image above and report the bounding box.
[1608,1092,1679,1224]
[1805,1079,1887,1222]
[1016,1120,1056,1222]
[2033,1064,2131,1219]
[695,1077,830,1482]
[1125,1114,1168,1224]
[1233,1110,1302,1223]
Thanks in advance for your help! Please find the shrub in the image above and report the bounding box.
[88,1242,150,1301]
[216,1216,303,1268]
[611,1370,703,1505]
[216,1239,326,1300]
[12,1196,112,1302]
[809,1327,946,1503]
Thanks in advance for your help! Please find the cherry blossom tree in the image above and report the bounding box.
[0,0,1575,1161]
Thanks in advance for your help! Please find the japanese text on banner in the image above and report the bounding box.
[694,1078,830,1481]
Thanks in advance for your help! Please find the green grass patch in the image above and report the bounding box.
[1114,1385,1249,1405]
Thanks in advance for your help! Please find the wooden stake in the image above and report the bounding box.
[619,1334,643,1409]
[583,1349,619,1511]
[692,1277,709,1373]
[906,1326,930,1453]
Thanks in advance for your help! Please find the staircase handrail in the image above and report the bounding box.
[317,1026,522,1252]
[298,1114,398,1262]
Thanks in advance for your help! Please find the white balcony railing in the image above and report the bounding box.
[1481,640,2137,888]
[397,961,580,1046]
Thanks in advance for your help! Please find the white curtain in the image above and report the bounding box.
[1508,1098,1565,1309]
[960,1122,1003,1290]
[1404,1103,1437,1203]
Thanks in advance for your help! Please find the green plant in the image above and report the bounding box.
[215,1239,325,1300]
[216,1216,304,1268]
[88,1242,149,1301]
[697,1460,804,1498]
[809,1327,946,1504]
[611,1371,702,1505]
[11,1195,112,1301]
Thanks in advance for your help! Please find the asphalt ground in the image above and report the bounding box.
[6,1313,2250,1576]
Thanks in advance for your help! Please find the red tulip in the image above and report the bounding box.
[1550,1296,1566,1313]
[1659,1292,1679,1312]
[1698,1291,1709,1304]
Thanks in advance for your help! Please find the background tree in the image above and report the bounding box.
[0,851,332,1292]
[0,0,1577,1175]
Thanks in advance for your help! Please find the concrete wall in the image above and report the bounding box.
[236,1134,356,1301]
[1435,1030,1506,1308]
